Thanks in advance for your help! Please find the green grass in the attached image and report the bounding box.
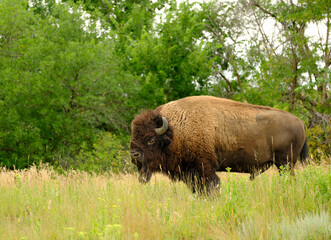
[0,164,330,240]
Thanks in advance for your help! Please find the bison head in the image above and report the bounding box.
[130,110,172,183]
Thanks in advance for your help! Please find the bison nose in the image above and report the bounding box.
[130,151,141,159]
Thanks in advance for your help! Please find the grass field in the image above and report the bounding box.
[0,163,330,240]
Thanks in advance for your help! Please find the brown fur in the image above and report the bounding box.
[130,96,307,194]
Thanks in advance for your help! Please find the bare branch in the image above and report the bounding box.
[250,0,277,18]
[325,15,330,68]
[252,10,278,59]
[215,70,233,94]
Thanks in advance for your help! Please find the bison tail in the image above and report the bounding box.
[300,138,309,162]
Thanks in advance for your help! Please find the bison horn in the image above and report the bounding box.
[155,117,168,135]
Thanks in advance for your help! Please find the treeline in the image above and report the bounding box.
[0,0,329,171]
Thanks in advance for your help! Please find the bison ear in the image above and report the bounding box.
[160,133,172,148]
[159,125,172,148]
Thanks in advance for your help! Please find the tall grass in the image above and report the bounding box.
[0,164,330,239]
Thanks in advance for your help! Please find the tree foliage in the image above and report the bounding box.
[0,0,329,170]
[205,0,330,115]
[0,0,138,168]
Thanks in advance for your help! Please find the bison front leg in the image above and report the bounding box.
[205,172,221,196]
[184,171,220,196]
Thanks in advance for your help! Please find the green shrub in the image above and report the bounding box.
[61,133,133,174]
[307,124,330,164]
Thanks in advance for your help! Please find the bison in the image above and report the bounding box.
[130,96,308,194]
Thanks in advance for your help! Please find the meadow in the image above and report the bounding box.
[0,163,330,240]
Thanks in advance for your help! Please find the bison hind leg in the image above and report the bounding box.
[275,151,300,176]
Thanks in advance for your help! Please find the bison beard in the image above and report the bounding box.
[130,96,308,195]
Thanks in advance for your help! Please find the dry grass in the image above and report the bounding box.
[0,161,330,240]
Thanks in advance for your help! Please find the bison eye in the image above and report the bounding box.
[147,138,156,146]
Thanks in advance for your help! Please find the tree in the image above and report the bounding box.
[249,0,330,114]
[0,0,137,168]
[204,0,248,97]
[205,0,330,116]
[66,0,169,40]
[125,1,215,104]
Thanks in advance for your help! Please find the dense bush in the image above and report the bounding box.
[0,0,140,168]
[59,133,134,173]
[307,125,331,164]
